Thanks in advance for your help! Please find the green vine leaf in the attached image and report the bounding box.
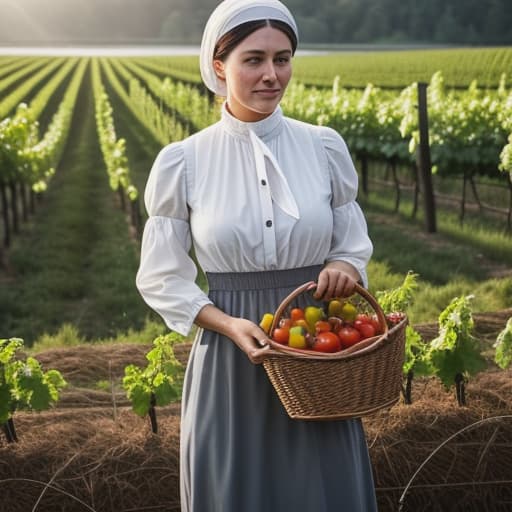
[428,295,486,390]
[376,270,419,314]
[123,333,184,419]
[494,317,512,369]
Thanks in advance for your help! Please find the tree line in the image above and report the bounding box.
[0,0,511,46]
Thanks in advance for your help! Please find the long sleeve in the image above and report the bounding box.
[319,126,373,286]
[136,142,212,336]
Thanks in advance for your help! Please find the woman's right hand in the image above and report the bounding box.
[195,305,270,364]
[224,316,271,364]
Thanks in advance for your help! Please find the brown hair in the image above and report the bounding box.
[213,19,297,62]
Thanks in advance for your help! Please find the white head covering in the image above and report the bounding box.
[200,0,298,97]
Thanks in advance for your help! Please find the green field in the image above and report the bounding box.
[0,48,511,346]
[137,46,512,88]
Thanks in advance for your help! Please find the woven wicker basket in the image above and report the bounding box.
[262,281,407,421]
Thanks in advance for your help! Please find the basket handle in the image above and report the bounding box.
[269,281,388,338]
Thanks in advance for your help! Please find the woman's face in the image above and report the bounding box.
[214,25,293,122]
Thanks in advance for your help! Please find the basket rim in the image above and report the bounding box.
[266,280,403,361]
[265,315,407,360]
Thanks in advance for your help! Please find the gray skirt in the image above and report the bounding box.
[180,266,377,512]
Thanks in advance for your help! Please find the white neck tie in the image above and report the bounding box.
[249,130,300,220]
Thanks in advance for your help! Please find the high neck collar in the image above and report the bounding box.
[220,102,283,141]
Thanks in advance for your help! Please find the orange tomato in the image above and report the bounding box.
[290,308,305,322]
[279,318,293,330]
[314,320,332,333]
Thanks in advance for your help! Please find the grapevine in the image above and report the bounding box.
[1,338,67,443]
[123,332,184,434]
[375,271,430,404]
[494,317,512,369]
[428,295,487,405]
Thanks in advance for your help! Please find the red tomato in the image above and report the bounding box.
[290,308,305,322]
[338,326,362,348]
[355,313,372,323]
[272,327,290,345]
[353,319,365,330]
[355,313,382,335]
[355,322,376,339]
[370,315,383,334]
[312,331,342,353]
[386,311,406,326]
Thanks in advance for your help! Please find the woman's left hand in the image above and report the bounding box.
[314,262,361,301]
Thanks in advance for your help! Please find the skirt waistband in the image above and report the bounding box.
[206,265,323,292]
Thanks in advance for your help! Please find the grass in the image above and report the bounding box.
[361,186,512,324]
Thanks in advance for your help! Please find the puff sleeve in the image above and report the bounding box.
[136,142,212,336]
[319,126,373,286]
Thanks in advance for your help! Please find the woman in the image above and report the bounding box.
[136,0,377,510]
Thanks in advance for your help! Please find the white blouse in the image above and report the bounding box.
[136,103,373,336]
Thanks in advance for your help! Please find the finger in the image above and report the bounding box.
[313,272,328,299]
[316,271,340,301]
[257,337,269,347]
[324,272,340,300]
[250,345,270,364]
[339,276,356,298]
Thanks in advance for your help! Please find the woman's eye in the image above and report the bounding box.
[275,57,290,65]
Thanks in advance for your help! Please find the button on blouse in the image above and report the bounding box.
[136,103,373,335]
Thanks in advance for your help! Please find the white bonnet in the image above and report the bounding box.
[200,0,298,97]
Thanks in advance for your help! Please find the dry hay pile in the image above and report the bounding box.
[0,406,182,512]
[1,311,511,512]
[367,371,512,512]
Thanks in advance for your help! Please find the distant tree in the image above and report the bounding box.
[434,5,464,43]
[0,0,511,46]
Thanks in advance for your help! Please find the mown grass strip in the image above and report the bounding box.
[0,57,52,101]
[28,58,79,120]
[0,58,65,118]
[0,57,35,81]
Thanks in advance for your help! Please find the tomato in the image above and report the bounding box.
[272,327,290,345]
[340,302,358,322]
[314,320,332,333]
[354,313,382,335]
[355,322,376,339]
[327,299,343,318]
[353,319,365,330]
[337,326,362,348]
[355,313,371,324]
[304,306,324,330]
[290,308,305,322]
[370,315,383,334]
[312,331,341,353]
[279,318,293,330]
[386,311,406,326]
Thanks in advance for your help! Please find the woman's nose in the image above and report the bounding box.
[262,60,277,81]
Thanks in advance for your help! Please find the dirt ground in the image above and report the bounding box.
[1,312,512,512]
